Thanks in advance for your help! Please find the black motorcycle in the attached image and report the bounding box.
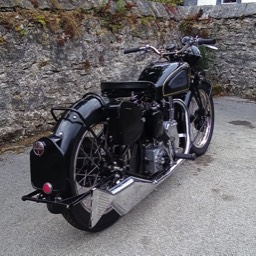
[22,36,217,232]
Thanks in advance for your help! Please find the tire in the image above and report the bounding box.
[62,111,120,232]
[188,84,214,156]
[47,203,63,214]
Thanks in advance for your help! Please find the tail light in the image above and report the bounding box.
[42,182,53,194]
[33,141,45,157]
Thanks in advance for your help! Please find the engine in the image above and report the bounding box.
[143,120,180,175]
[142,101,180,175]
[143,143,169,175]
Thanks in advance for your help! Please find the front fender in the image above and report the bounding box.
[30,94,109,192]
[184,80,212,106]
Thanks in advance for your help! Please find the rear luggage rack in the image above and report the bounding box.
[50,93,107,122]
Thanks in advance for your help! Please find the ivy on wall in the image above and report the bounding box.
[148,0,183,5]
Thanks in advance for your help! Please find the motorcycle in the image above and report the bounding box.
[22,36,217,232]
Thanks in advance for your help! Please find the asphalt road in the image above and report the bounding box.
[0,96,255,256]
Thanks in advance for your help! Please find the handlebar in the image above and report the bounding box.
[197,38,216,45]
[123,45,161,55]
[123,36,217,57]
[123,47,142,54]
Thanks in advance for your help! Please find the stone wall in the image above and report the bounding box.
[180,4,256,98]
[0,0,256,143]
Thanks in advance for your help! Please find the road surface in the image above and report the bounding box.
[0,96,255,256]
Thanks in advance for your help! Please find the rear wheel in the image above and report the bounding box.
[62,112,120,232]
[188,85,214,156]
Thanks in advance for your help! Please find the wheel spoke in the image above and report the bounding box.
[71,123,108,212]
[191,119,207,145]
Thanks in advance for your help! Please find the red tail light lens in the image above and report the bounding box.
[42,182,53,194]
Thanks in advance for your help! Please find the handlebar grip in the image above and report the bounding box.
[197,38,216,45]
[123,47,141,54]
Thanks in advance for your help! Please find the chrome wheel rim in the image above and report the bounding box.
[189,90,212,149]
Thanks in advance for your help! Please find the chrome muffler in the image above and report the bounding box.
[91,159,185,228]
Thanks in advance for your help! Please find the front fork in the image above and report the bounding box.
[186,74,213,109]
[166,96,195,160]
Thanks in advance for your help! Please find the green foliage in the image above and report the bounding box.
[0,35,5,44]
[0,0,182,44]
[34,15,46,27]
[147,0,183,5]
[94,0,131,32]
[116,0,126,14]
[197,46,209,70]
[14,24,29,37]
[19,29,29,37]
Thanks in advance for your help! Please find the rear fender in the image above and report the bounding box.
[30,94,109,192]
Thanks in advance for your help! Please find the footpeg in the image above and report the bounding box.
[174,152,196,160]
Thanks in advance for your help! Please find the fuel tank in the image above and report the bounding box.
[138,62,190,99]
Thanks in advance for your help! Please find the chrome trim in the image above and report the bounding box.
[163,88,189,97]
[33,141,45,157]
[173,98,191,154]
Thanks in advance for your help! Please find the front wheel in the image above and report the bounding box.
[62,111,120,232]
[188,84,214,156]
